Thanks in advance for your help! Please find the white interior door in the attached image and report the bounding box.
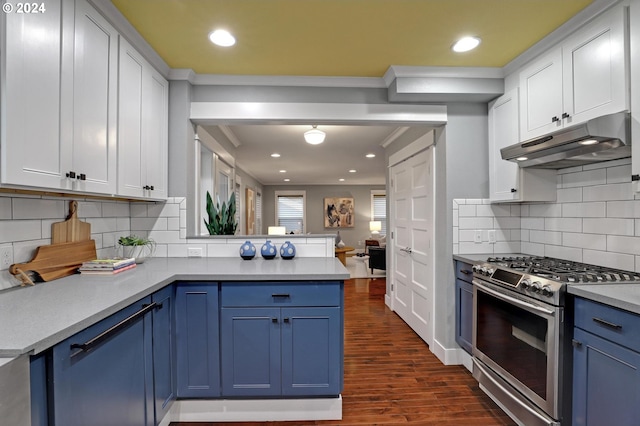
[390,146,434,346]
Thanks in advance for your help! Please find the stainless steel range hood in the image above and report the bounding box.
[501,111,631,169]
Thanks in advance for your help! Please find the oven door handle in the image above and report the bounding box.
[473,358,560,426]
[473,280,555,316]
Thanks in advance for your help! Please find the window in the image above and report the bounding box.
[256,191,262,234]
[371,190,387,236]
[275,191,306,234]
[234,181,241,234]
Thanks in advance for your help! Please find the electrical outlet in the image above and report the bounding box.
[474,230,482,243]
[0,245,13,270]
[187,247,203,257]
[488,230,496,244]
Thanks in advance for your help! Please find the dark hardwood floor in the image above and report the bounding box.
[172,277,515,426]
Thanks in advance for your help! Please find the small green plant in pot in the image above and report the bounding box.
[204,191,238,235]
[118,235,156,263]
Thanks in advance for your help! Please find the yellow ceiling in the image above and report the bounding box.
[112,0,593,78]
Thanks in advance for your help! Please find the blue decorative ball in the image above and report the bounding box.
[239,240,256,260]
[280,241,296,259]
[261,240,277,259]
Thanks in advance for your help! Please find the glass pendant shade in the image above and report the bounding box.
[304,126,326,144]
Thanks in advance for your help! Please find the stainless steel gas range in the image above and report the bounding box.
[470,256,640,426]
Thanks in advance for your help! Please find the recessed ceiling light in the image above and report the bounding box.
[284,178,290,182]
[516,157,528,161]
[279,170,286,173]
[209,29,235,47]
[365,153,375,158]
[271,153,281,158]
[452,36,481,53]
[579,139,599,145]
[339,178,345,182]
[349,169,356,173]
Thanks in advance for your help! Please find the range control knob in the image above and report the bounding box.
[531,281,542,293]
[520,279,531,290]
[541,285,553,297]
[486,268,495,276]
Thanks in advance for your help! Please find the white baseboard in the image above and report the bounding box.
[431,339,473,370]
[162,396,342,423]
[385,293,391,307]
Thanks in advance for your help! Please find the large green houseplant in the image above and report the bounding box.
[204,191,238,235]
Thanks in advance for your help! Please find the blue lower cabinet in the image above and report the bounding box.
[220,307,282,396]
[51,297,155,426]
[573,321,640,425]
[281,307,341,396]
[175,282,221,397]
[152,285,176,422]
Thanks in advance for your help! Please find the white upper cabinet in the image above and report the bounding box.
[489,88,556,203]
[118,39,168,200]
[68,0,118,194]
[1,0,65,188]
[520,5,628,141]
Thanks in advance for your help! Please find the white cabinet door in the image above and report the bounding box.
[1,0,66,189]
[562,5,627,125]
[490,88,556,203]
[71,0,118,194]
[519,49,563,141]
[489,89,520,201]
[143,70,168,200]
[519,5,628,142]
[117,39,168,200]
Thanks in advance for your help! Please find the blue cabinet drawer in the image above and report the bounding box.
[575,297,640,353]
[221,281,341,307]
[455,260,474,282]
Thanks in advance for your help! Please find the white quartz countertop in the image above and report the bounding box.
[568,284,640,315]
[0,257,349,357]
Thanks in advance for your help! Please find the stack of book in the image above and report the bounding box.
[79,258,137,275]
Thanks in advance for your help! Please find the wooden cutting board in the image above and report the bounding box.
[10,240,97,283]
[52,200,91,244]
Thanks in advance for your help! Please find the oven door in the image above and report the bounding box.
[472,279,562,425]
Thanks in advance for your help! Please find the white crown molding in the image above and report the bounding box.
[380,127,410,148]
[383,66,504,87]
[167,71,387,88]
[89,0,170,77]
[502,0,621,75]
[218,125,242,148]
[168,68,197,83]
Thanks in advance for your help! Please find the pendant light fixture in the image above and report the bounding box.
[304,125,326,145]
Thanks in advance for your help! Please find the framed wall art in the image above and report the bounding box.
[324,197,354,228]
[246,187,255,235]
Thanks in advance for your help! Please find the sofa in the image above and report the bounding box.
[368,247,386,274]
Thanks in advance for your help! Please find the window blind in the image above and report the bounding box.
[256,192,262,234]
[277,195,304,233]
[372,194,387,236]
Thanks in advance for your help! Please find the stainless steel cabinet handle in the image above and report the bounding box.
[592,317,622,330]
[460,269,472,275]
[70,302,158,355]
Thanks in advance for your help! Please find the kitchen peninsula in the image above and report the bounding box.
[0,257,349,426]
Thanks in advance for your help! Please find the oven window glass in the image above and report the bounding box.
[476,290,548,399]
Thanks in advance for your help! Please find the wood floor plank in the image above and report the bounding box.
[171,277,515,426]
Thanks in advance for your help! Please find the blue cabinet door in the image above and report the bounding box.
[152,285,176,422]
[220,307,281,396]
[51,297,154,426]
[175,282,220,397]
[281,307,342,396]
[455,278,473,353]
[573,327,640,426]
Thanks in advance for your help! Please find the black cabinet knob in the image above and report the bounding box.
[78,174,86,181]
[551,116,559,123]
[632,175,640,182]
[562,112,570,119]
[66,171,76,179]
[511,188,517,193]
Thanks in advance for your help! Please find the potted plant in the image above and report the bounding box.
[204,191,238,235]
[118,234,156,263]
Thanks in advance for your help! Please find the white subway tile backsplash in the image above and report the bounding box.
[0,198,12,219]
[131,217,168,232]
[509,205,521,217]
[583,183,633,202]
[562,202,605,218]
[562,232,606,251]
[607,164,632,184]
[459,242,493,254]
[458,205,476,217]
[545,245,582,262]
[148,230,182,244]
[530,230,562,245]
[561,169,606,188]
[529,204,562,217]
[86,218,119,234]
[545,218,582,233]
[607,200,640,218]
[130,204,148,218]
[148,202,179,218]
[556,187,582,203]
[12,199,64,220]
[522,217,544,230]
[493,241,521,253]
[13,239,48,264]
[607,235,640,256]
[494,217,520,229]
[167,217,180,231]
[102,202,130,217]
[78,202,102,218]
[0,220,41,243]
[583,218,633,236]
[583,157,631,171]
[458,230,476,242]
[458,217,493,229]
[584,249,635,271]
[521,242,545,256]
